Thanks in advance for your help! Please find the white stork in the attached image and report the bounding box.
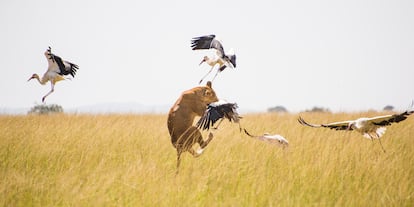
[244,129,289,148]
[191,34,236,84]
[28,47,79,103]
[298,109,414,152]
[196,100,241,131]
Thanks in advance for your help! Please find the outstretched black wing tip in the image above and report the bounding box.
[191,34,216,41]
[190,34,217,50]
[229,55,236,67]
[374,110,414,126]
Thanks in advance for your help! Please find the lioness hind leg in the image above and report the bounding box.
[190,132,214,158]
[176,150,182,174]
[200,132,213,148]
[189,148,203,158]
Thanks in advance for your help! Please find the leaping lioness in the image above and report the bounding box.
[167,81,218,172]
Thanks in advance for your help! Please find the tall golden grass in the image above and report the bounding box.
[0,112,413,206]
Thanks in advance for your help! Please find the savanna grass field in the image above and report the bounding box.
[1,112,413,206]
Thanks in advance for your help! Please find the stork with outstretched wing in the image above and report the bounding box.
[244,129,289,148]
[28,47,79,102]
[298,108,414,152]
[191,35,236,84]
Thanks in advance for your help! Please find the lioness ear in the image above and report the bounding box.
[206,81,212,88]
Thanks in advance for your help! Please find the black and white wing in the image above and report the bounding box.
[191,34,225,58]
[368,110,414,126]
[196,101,240,130]
[46,47,79,77]
[298,116,352,131]
[53,55,79,77]
[227,54,236,68]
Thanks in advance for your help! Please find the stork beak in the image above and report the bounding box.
[27,76,33,81]
[199,59,205,66]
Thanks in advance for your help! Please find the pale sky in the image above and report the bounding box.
[1,0,413,113]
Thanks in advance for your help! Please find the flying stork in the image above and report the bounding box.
[244,129,289,148]
[191,34,236,84]
[28,47,79,103]
[298,108,414,152]
[196,100,242,131]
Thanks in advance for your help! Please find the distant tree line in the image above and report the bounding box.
[28,104,63,115]
[304,106,331,113]
[267,104,396,113]
[268,106,288,113]
[383,105,394,111]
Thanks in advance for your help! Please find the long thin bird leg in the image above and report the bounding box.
[42,83,55,103]
[211,65,227,82]
[199,66,214,84]
[377,139,386,153]
[370,134,386,153]
[211,69,220,83]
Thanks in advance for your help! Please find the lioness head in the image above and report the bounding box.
[171,81,218,116]
[196,81,218,105]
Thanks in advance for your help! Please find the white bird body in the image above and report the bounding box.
[351,117,387,139]
[202,54,222,68]
[244,129,289,147]
[191,35,236,83]
[298,109,414,152]
[28,47,78,102]
[262,133,289,142]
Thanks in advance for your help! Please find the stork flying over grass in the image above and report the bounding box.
[28,47,79,103]
[298,107,414,152]
[244,129,289,148]
[191,35,236,84]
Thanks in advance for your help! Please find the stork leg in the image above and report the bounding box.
[199,67,214,84]
[370,134,386,153]
[42,83,55,103]
[377,139,386,153]
[211,69,220,83]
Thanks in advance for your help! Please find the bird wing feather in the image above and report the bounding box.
[298,116,351,131]
[196,102,239,130]
[196,105,222,130]
[369,110,413,126]
[45,47,78,77]
[191,34,215,50]
[191,34,225,58]
[52,55,79,77]
[227,54,236,68]
[44,49,59,70]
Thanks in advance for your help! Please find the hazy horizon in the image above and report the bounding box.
[1,0,413,113]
